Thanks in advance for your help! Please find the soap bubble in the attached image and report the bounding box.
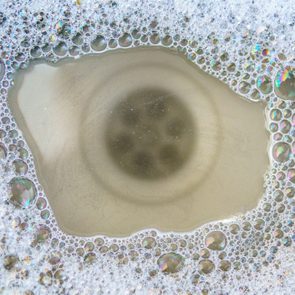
[198,259,215,274]
[157,252,184,273]
[12,159,28,174]
[257,75,273,94]
[9,177,37,208]
[142,237,156,249]
[272,142,291,162]
[33,225,51,245]
[205,231,227,251]
[91,35,107,51]
[275,66,295,101]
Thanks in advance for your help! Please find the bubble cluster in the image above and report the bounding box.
[0,0,294,294]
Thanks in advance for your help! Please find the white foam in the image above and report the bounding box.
[0,0,294,293]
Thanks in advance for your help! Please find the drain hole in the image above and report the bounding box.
[105,88,194,179]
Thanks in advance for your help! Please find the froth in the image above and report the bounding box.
[0,0,294,294]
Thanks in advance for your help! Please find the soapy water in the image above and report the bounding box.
[0,0,295,294]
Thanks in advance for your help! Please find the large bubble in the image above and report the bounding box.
[9,177,37,208]
[275,66,295,101]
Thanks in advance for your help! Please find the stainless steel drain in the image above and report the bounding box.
[105,88,195,179]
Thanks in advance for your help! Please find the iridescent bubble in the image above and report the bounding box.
[211,60,221,71]
[91,35,107,51]
[48,251,61,265]
[13,159,28,174]
[270,109,282,121]
[41,210,50,220]
[157,252,184,273]
[19,148,28,159]
[220,52,229,61]
[274,66,295,101]
[239,81,251,94]
[287,169,295,183]
[273,133,282,141]
[251,43,261,55]
[263,202,271,212]
[33,225,51,244]
[242,221,251,231]
[84,242,94,252]
[274,229,284,239]
[0,59,5,81]
[36,197,47,210]
[119,33,132,47]
[229,224,240,234]
[31,46,42,58]
[282,237,292,247]
[72,33,83,46]
[250,89,261,101]
[94,238,104,247]
[272,142,291,162]
[84,252,96,264]
[110,244,119,252]
[262,48,270,56]
[76,248,84,256]
[55,21,71,37]
[55,20,64,34]
[256,75,273,94]
[142,237,156,249]
[39,271,52,286]
[254,219,265,230]
[279,120,291,133]
[277,171,286,182]
[269,123,278,132]
[286,186,295,198]
[219,260,231,271]
[205,231,227,251]
[54,269,64,284]
[150,33,160,44]
[284,109,292,118]
[131,29,141,39]
[162,35,173,46]
[198,259,215,274]
[9,177,37,208]
[53,42,67,56]
[227,63,236,72]
[274,190,284,202]
[200,248,210,258]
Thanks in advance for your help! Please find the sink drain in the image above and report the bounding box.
[105,88,195,179]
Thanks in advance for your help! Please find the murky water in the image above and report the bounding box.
[9,47,268,236]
